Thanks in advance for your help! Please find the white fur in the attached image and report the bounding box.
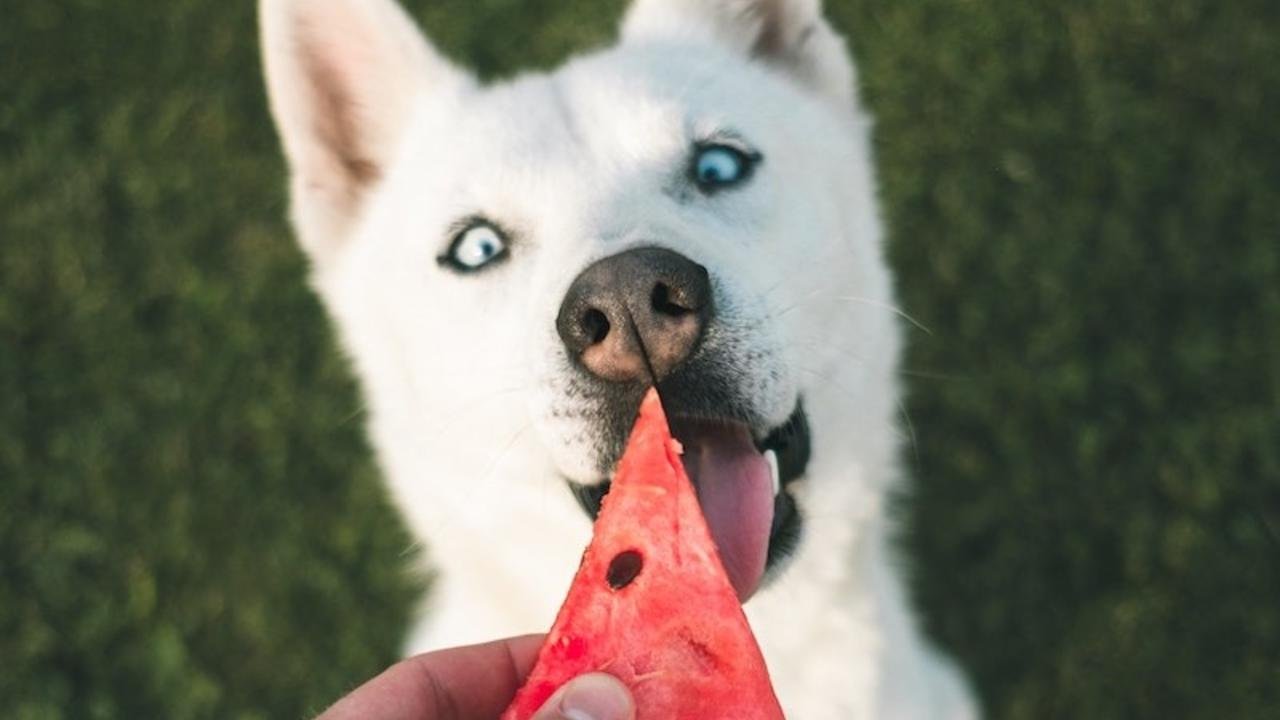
[260,0,978,717]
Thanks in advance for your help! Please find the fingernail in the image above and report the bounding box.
[556,673,633,720]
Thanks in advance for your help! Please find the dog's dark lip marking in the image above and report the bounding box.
[566,399,811,583]
[569,479,613,522]
[754,399,811,486]
[762,490,802,585]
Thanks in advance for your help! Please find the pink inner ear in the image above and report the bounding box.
[747,0,792,57]
[270,0,448,199]
[292,5,394,189]
[298,48,380,189]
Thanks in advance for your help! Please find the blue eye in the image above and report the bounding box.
[692,143,758,190]
[440,222,508,273]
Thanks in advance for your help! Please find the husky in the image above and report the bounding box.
[259,0,977,716]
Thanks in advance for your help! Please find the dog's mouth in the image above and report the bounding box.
[568,400,810,602]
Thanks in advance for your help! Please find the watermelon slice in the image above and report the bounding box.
[502,389,785,720]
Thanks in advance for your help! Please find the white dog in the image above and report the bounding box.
[260,0,977,717]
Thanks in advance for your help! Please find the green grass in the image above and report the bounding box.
[3,1,1277,718]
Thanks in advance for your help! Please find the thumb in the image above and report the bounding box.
[529,673,635,720]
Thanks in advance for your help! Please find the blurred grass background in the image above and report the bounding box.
[2,0,1277,718]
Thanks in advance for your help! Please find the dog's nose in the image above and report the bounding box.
[556,247,712,383]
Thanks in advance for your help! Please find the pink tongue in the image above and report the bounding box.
[676,421,775,602]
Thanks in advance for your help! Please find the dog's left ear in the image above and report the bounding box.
[621,0,855,104]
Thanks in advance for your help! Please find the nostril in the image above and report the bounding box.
[651,283,693,317]
[581,308,610,345]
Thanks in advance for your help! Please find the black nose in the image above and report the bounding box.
[556,247,712,383]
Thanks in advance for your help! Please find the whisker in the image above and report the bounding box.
[398,538,425,559]
[429,363,526,381]
[827,295,934,336]
[786,338,874,369]
[758,242,852,305]
[787,334,961,386]
[760,278,933,339]
[474,420,534,489]
[793,365,865,405]
[416,384,531,443]
[339,400,370,427]
[771,284,841,320]
[897,368,965,382]
[791,364,916,449]
[759,275,788,298]
[896,397,923,477]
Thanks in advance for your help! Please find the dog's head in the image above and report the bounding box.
[261,0,896,601]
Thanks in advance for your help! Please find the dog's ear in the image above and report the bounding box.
[622,0,855,104]
[260,0,470,262]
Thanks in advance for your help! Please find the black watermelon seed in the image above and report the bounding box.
[606,550,644,589]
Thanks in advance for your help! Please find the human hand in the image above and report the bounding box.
[315,634,635,720]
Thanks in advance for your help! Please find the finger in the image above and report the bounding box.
[316,634,545,720]
[529,673,635,720]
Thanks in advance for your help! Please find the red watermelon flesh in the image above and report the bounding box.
[502,389,785,720]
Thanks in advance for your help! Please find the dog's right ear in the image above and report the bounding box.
[260,0,470,262]
[622,0,855,106]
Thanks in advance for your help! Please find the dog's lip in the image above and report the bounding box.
[566,400,810,593]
